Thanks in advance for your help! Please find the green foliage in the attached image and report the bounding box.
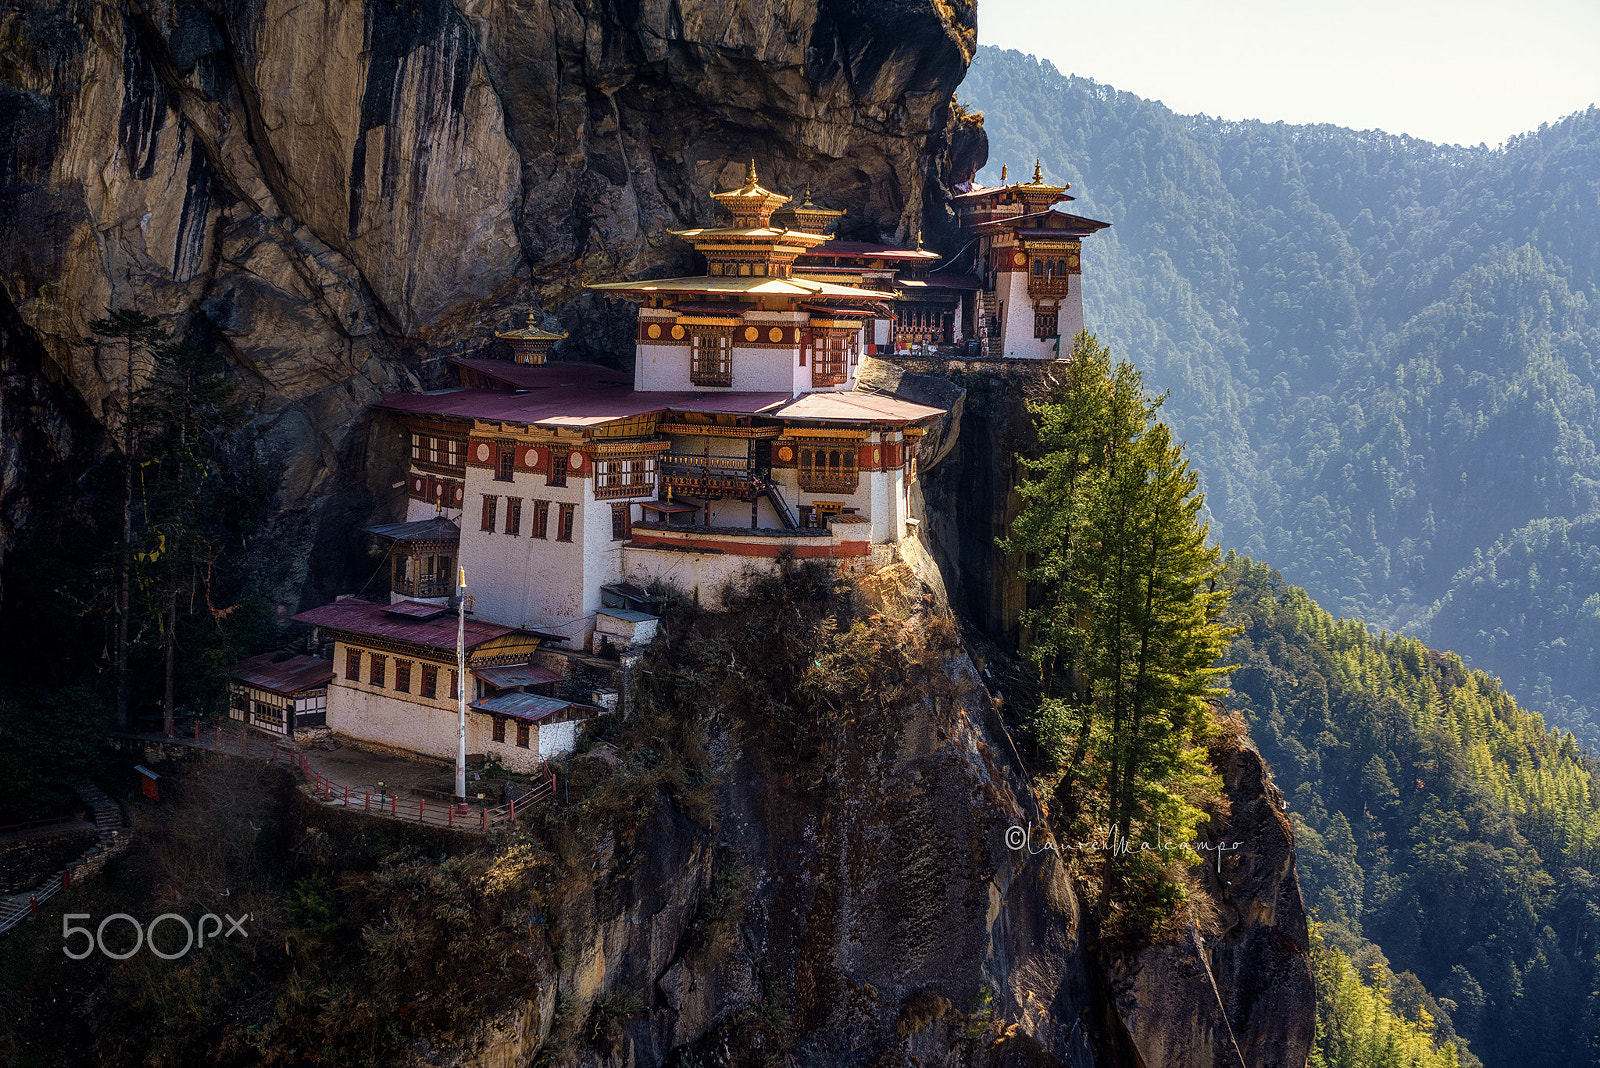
[1005,335,1234,924]
[1223,554,1600,1067]
[1310,925,1463,1068]
[0,314,278,735]
[963,48,1600,745]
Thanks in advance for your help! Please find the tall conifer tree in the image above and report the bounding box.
[1006,333,1235,921]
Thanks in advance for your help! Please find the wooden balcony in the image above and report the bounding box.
[797,471,859,492]
[660,454,761,498]
[1028,277,1070,300]
[593,476,658,500]
[393,575,453,598]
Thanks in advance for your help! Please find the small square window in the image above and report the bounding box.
[516,722,530,748]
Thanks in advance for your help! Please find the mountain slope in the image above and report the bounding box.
[1221,554,1600,1068]
[958,46,1600,745]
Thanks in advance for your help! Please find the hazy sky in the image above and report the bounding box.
[977,0,1600,147]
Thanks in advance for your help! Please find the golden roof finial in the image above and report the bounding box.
[526,310,537,329]
[1032,159,1044,184]
[1000,164,1007,181]
[802,182,814,206]
[746,159,759,186]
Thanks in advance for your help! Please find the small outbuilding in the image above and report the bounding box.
[227,652,335,736]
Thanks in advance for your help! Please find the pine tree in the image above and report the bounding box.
[1006,333,1235,923]
[88,309,166,730]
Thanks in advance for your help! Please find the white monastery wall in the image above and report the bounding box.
[622,545,768,609]
[538,721,578,762]
[328,678,490,763]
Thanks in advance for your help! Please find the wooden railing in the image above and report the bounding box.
[661,454,750,475]
[797,467,859,492]
[394,575,453,598]
[159,725,557,832]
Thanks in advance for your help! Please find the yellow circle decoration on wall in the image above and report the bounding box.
[777,446,793,462]
[873,446,881,465]
[671,325,685,340]
[647,323,661,339]
[1012,251,1026,267]
[768,327,783,343]
[744,326,760,342]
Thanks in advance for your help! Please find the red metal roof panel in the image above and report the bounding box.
[774,391,946,424]
[471,663,563,689]
[379,385,791,427]
[293,598,521,652]
[229,652,335,696]
[470,692,573,721]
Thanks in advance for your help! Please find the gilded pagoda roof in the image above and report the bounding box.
[710,160,791,212]
[965,208,1110,235]
[587,275,895,300]
[667,225,833,244]
[494,312,567,342]
[953,160,1074,202]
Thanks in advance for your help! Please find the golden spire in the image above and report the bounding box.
[802,182,814,207]
[745,159,758,186]
[1032,159,1044,184]
[1000,164,1007,181]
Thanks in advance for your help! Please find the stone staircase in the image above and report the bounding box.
[0,781,128,936]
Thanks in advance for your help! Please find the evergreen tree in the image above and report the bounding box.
[88,309,166,730]
[1006,333,1235,923]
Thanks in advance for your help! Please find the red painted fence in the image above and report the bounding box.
[203,726,556,831]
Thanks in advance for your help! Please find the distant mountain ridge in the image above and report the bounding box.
[959,46,1600,745]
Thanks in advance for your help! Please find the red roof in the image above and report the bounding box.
[229,652,335,696]
[774,391,945,425]
[471,663,562,689]
[379,381,791,428]
[293,599,522,653]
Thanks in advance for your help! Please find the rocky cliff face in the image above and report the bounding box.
[424,562,1312,1068]
[0,0,984,602]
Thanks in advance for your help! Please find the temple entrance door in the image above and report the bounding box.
[749,438,771,480]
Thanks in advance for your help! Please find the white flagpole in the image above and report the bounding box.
[456,565,467,800]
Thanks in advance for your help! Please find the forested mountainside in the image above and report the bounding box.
[960,46,1600,746]
[1221,555,1600,1068]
